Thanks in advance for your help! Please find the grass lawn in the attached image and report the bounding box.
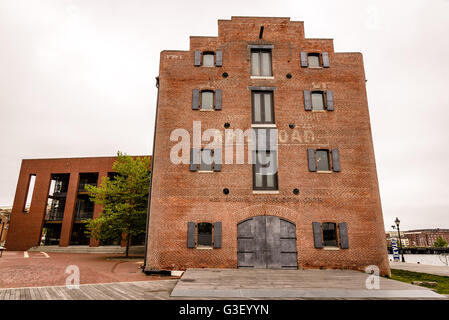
[390,269,449,294]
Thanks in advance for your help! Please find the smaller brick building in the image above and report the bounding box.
[0,207,11,246]
[6,156,150,251]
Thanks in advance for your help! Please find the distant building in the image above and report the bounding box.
[403,229,449,247]
[6,156,150,251]
[0,206,11,246]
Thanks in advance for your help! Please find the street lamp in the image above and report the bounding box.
[394,217,405,262]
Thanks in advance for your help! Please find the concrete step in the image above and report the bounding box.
[28,245,145,254]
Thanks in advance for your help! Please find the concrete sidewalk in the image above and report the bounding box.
[390,262,449,277]
[170,268,446,299]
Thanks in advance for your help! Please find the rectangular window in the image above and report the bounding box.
[251,49,272,76]
[311,91,325,111]
[197,222,213,247]
[308,53,321,68]
[252,91,274,124]
[45,173,70,221]
[199,149,213,172]
[201,91,214,110]
[253,150,278,190]
[23,174,36,212]
[202,52,215,67]
[316,149,330,172]
[322,222,338,247]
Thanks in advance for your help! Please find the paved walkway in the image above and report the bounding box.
[0,268,446,300]
[390,262,449,277]
[171,269,446,299]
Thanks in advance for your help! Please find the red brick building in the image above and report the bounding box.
[6,156,150,251]
[403,229,449,247]
[145,17,390,275]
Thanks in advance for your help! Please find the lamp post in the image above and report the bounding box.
[394,217,405,262]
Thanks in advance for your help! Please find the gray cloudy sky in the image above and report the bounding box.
[1,0,448,230]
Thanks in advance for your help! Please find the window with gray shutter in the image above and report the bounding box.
[213,222,222,248]
[308,53,321,68]
[326,90,334,111]
[190,148,200,171]
[322,52,330,68]
[215,89,222,110]
[201,91,214,110]
[202,52,215,67]
[215,50,222,66]
[307,149,316,172]
[197,222,213,247]
[300,51,308,67]
[339,222,349,249]
[312,222,323,248]
[303,90,312,111]
[187,222,196,248]
[213,148,222,172]
[192,89,200,110]
[194,51,201,66]
[199,149,213,172]
[331,148,340,172]
[311,91,325,111]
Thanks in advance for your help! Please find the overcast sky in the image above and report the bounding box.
[1,0,448,231]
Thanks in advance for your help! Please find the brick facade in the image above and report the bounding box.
[403,229,449,247]
[145,17,390,276]
[6,156,149,251]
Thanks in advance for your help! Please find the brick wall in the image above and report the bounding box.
[146,17,390,276]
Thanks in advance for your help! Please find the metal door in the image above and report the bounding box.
[237,216,297,269]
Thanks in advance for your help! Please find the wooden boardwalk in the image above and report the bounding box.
[0,280,179,300]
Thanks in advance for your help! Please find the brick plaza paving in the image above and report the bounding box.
[0,251,173,288]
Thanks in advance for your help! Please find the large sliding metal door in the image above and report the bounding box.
[237,216,297,269]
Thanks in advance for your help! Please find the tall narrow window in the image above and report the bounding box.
[202,52,215,67]
[201,90,214,110]
[322,222,338,247]
[23,174,36,212]
[252,91,274,124]
[254,150,278,190]
[311,91,325,111]
[251,49,272,76]
[308,53,321,68]
[197,222,213,247]
[316,149,330,172]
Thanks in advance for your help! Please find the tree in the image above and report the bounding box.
[434,236,448,248]
[85,152,151,257]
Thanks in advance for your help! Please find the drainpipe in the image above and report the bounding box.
[143,76,160,272]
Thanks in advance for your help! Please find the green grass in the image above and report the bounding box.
[390,269,449,294]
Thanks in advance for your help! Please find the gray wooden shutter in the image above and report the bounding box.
[214,89,222,110]
[194,51,201,66]
[213,222,222,248]
[300,52,308,67]
[189,148,199,171]
[312,222,323,248]
[307,149,316,172]
[215,50,222,66]
[322,52,330,68]
[326,90,334,111]
[331,148,340,172]
[213,148,222,172]
[339,222,349,249]
[187,222,196,248]
[192,89,199,110]
[304,90,312,111]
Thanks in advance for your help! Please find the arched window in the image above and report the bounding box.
[322,222,338,247]
[197,222,213,247]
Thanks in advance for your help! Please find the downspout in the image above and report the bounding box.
[143,76,160,272]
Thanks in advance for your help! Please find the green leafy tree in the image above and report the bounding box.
[85,152,151,257]
[434,236,448,248]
